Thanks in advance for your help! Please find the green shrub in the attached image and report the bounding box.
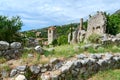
[88,34,101,43]
[51,39,58,46]
[57,35,68,45]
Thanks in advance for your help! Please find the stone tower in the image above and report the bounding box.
[48,26,57,44]
[85,11,107,42]
[79,18,83,30]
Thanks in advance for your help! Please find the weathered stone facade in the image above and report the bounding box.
[68,11,107,44]
[68,18,86,44]
[85,11,107,42]
[48,26,57,45]
[36,32,41,37]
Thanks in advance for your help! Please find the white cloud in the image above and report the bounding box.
[0,0,120,31]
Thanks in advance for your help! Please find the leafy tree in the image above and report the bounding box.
[52,39,58,46]
[57,35,68,45]
[0,16,23,42]
[105,12,120,35]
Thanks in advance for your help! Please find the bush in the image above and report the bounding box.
[88,34,101,43]
[57,35,68,45]
[52,39,58,46]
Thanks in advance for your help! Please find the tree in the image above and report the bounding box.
[0,16,23,42]
[105,12,120,35]
[57,35,68,45]
[52,39,58,46]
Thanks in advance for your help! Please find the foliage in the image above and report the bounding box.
[105,12,120,35]
[56,23,78,38]
[83,20,88,30]
[57,35,68,45]
[88,34,101,43]
[27,23,80,39]
[51,39,58,46]
[24,31,36,38]
[0,16,23,42]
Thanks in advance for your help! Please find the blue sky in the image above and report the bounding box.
[0,0,120,31]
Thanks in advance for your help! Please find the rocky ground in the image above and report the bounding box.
[1,53,120,80]
[1,41,120,80]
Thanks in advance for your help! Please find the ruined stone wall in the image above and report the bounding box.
[5,53,120,80]
[41,53,120,80]
[85,12,107,42]
[68,18,86,44]
[0,41,22,60]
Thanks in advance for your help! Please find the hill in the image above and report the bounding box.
[114,9,120,15]
[23,22,87,38]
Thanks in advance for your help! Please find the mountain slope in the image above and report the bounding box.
[113,9,120,15]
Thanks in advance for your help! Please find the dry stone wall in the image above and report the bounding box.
[0,41,22,60]
[100,34,120,46]
[7,53,120,80]
[41,53,120,80]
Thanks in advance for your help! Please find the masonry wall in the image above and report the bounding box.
[0,41,22,60]
[48,27,57,45]
[85,12,107,41]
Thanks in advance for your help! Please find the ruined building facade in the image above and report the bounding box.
[48,26,57,44]
[68,11,107,44]
[68,18,86,44]
[85,11,107,41]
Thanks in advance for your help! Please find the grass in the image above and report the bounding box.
[20,43,120,66]
[1,43,120,80]
[21,49,50,65]
[0,57,7,63]
[43,44,120,58]
[89,69,120,80]
[50,44,82,58]
[0,64,11,72]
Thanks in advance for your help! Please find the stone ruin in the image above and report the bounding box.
[26,37,39,47]
[68,11,120,44]
[8,53,120,80]
[40,53,120,80]
[35,31,41,38]
[48,26,57,45]
[85,11,107,42]
[0,41,22,60]
[68,18,86,44]
[100,34,120,46]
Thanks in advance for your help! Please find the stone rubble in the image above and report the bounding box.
[40,53,120,80]
[0,41,22,60]
[6,53,120,80]
[15,75,27,80]
[34,45,43,54]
